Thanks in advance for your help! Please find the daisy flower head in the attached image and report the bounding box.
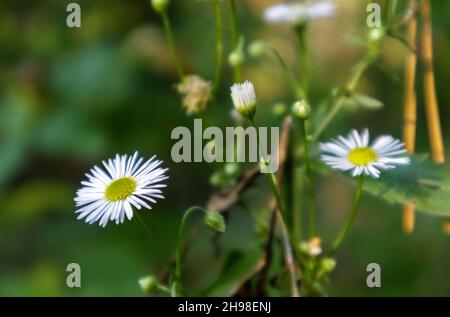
[75,152,168,227]
[230,80,257,119]
[320,129,410,178]
[264,1,336,25]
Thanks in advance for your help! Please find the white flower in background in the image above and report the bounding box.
[320,129,410,178]
[230,80,257,119]
[75,152,168,227]
[264,1,336,25]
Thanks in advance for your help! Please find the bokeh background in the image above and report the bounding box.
[1,0,449,296]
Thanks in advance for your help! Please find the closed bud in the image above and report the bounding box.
[204,211,226,233]
[320,257,337,273]
[368,27,385,42]
[228,50,245,67]
[292,100,311,119]
[139,275,158,294]
[151,0,169,14]
[272,103,287,118]
[248,41,267,59]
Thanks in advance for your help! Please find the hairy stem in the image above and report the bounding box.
[330,176,364,253]
[300,119,317,237]
[212,0,224,92]
[161,10,184,80]
[229,0,242,82]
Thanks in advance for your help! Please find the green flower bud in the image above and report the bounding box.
[292,100,311,119]
[368,27,385,42]
[248,41,267,59]
[139,275,158,294]
[320,257,337,273]
[228,50,245,67]
[151,0,169,14]
[224,162,239,176]
[272,103,287,118]
[204,211,226,233]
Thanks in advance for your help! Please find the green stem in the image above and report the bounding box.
[250,118,300,297]
[156,284,172,295]
[134,213,172,273]
[230,0,242,82]
[330,175,365,253]
[312,50,379,140]
[268,45,305,99]
[161,10,184,80]
[212,0,224,92]
[296,24,310,97]
[293,165,303,242]
[299,119,317,238]
[175,206,208,282]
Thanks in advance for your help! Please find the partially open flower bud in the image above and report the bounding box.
[292,100,311,119]
[151,0,169,14]
[230,81,257,119]
[204,211,226,233]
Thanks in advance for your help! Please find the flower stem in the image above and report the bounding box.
[250,118,300,297]
[267,45,305,99]
[161,10,184,80]
[134,212,172,273]
[212,0,224,93]
[175,206,208,283]
[299,119,317,237]
[229,0,242,82]
[330,175,365,253]
[295,23,310,97]
[312,50,378,140]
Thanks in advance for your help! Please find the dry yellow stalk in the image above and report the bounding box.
[421,0,445,164]
[402,8,417,234]
[421,0,449,233]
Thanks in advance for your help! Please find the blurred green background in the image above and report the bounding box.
[0,0,449,296]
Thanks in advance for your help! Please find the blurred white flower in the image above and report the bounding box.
[300,237,322,256]
[264,1,336,25]
[230,80,257,119]
[320,129,410,178]
[75,152,168,227]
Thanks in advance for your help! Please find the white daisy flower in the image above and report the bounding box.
[264,1,336,25]
[74,151,168,227]
[320,129,410,178]
[230,80,257,119]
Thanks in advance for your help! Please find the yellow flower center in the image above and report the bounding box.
[348,147,378,166]
[105,177,136,201]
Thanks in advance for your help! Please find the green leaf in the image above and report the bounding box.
[198,248,264,296]
[362,155,450,216]
[386,30,415,53]
[314,154,450,217]
[350,93,384,110]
